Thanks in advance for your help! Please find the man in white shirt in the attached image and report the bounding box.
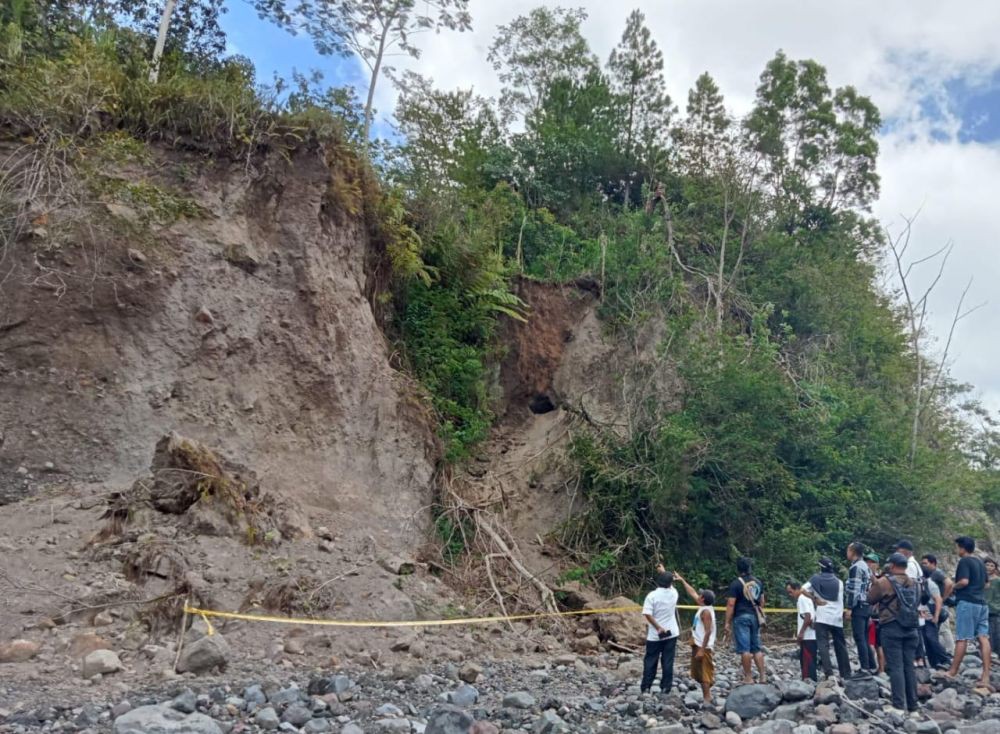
[803,556,851,679]
[787,581,817,681]
[641,570,680,693]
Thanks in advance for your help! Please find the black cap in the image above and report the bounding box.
[888,552,909,567]
[818,556,835,571]
[894,539,914,551]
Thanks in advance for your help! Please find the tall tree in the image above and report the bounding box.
[744,51,880,217]
[300,0,472,141]
[487,6,596,124]
[606,9,673,160]
[674,72,729,175]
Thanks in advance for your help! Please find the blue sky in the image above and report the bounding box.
[219,0,1000,413]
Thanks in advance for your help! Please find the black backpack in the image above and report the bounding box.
[887,577,920,629]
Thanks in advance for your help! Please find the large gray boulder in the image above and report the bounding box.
[724,684,782,720]
[175,634,230,675]
[113,704,222,734]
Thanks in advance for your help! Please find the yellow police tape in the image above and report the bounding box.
[183,603,797,630]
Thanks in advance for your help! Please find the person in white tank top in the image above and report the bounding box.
[674,570,717,703]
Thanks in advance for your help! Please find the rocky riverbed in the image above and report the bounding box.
[3,638,1000,734]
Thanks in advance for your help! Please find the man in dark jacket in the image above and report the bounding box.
[868,553,920,714]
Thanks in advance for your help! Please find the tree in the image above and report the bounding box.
[299,0,472,141]
[487,6,596,124]
[606,9,673,161]
[744,51,880,218]
[674,72,729,176]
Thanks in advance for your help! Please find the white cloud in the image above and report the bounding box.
[380,0,1000,412]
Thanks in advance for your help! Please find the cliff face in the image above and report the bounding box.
[0,143,438,551]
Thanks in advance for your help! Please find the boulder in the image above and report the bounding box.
[447,684,479,707]
[425,705,476,734]
[176,634,230,675]
[724,683,782,720]
[780,679,814,702]
[503,691,537,709]
[0,639,41,663]
[82,649,122,678]
[68,633,112,658]
[586,597,643,643]
[747,722,794,734]
[843,676,880,701]
[113,704,222,734]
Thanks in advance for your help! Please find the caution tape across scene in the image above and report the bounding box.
[183,603,797,631]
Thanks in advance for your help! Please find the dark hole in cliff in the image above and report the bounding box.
[529,393,556,414]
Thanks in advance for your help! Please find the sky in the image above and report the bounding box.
[221,0,1000,414]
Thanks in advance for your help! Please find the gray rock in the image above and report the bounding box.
[269,687,303,707]
[375,719,411,733]
[82,649,122,678]
[244,684,267,706]
[533,710,570,734]
[792,726,819,734]
[308,675,353,696]
[930,687,962,712]
[772,703,801,721]
[176,635,230,675]
[303,720,333,734]
[781,680,814,702]
[724,683,782,720]
[255,707,280,731]
[341,725,366,734]
[843,676,880,701]
[726,711,742,728]
[113,704,222,734]
[376,703,405,717]
[503,691,537,709]
[111,700,132,718]
[957,723,1000,734]
[747,722,794,734]
[425,705,475,734]
[282,703,313,726]
[172,689,197,714]
[648,725,687,734]
[913,723,941,734]
[447,685,479,707]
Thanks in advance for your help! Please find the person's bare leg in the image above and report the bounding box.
[978,635,992,687]
[701,680,711,703]
[754,652,767,683]
[947,640,968,677]
[878,646,885,674]
[741,653,753,683]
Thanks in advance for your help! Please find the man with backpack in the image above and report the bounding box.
[725,557,767,684]
[945,536,992,689]
[868,552,920,715]
[803,556,852,679]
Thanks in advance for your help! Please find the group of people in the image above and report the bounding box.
[640,536,1000,717]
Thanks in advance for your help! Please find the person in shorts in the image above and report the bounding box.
[724,557,767,684]
[675,571,717,703]
[945,536,991,689]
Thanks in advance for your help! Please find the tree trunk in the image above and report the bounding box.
[363,21,392,142]
[149,0,179,84]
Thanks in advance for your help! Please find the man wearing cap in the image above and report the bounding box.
[803,556,851,679]
[945,536,991,689]
[846,542,876,674]
[868,553,920,714]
